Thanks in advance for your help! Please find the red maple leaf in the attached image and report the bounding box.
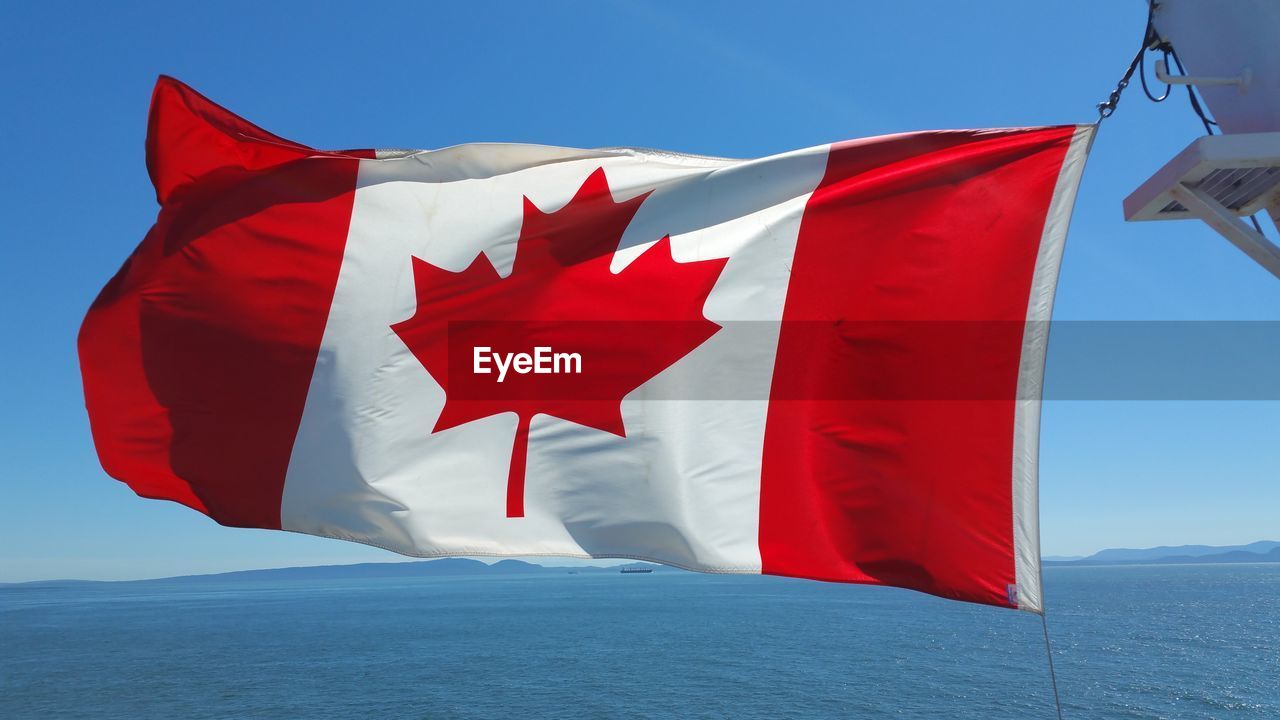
[391,168,728,517]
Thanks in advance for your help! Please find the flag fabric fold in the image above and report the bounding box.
[80,76,1092,612]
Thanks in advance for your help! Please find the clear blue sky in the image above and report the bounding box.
[2,1,1276,582]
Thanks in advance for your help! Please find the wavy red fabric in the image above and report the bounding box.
[78,77,371,528]
[759,128,1075,608]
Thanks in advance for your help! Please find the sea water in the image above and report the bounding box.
[2,564,1277,718]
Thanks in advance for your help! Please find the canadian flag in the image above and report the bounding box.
[80,77,1091,612]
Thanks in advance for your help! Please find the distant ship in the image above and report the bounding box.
[620,567,653,574]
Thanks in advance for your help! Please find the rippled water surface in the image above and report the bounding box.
[3,564,1277,718]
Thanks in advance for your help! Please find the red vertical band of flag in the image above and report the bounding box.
[78,77,369,528]
[759,128,1075,608]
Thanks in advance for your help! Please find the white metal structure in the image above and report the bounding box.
[1123,0,1280,278]
[1124,132,1280,277]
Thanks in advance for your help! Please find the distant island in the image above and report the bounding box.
[5,541,1277,586]
[1043,540,1279,567]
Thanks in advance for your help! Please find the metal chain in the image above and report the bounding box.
[1097,48,1145,120]
[1096,2,1158,120]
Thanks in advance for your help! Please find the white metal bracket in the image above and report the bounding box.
[1125,132,1280,278]
[1167,182,1280,278]
[1153,59,1251,93]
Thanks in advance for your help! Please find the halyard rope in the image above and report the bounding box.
[1041,611,1066,720]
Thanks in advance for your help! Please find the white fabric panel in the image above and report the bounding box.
[1013,124,1096,613]
[280,143,829,572]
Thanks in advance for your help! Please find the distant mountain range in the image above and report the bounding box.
[3,558,666,587]
[6,541,1278,586]
[1044,540,1280,566]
